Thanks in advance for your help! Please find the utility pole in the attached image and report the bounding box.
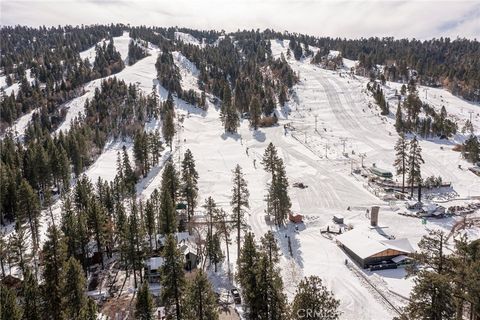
[315,115,318,133]
[424,88,428,100]
[340,138,347,154]
[359,153,366,167]
[325,142,328,158]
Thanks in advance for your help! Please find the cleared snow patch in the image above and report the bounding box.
[174,31,203,47]
[85,140,133,183]
[79,31,131,65]
[172,51,201,94]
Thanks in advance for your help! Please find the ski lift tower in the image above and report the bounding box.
[359,153,367,167]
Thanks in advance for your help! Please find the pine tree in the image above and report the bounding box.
[0,284,22,320]
[395,101,403,133]
[230,164,249,260]
[214,208,232,278]
[184,270,219,320]
[405,272,455,320]
[163,109,175,150]
[88,200,107,268]
[42,224,67,320]
[249,96,261,130]
[84,298,98,320]
[144,199,156,253]
[127,199,144,288]
[9,223,31,275]
[403,230,455,320]
[0,233,7,278]
[236,232,262,318]
[267,158,291,226]
[407,137,425,198]
[135,281,155,320]
[17,179,41,250]
[262,142,279,181]
[207,232,224,272]
[257,232,288,320]
[158,186,177,235]
[122,146,137,195]
[204,197,216,243]
[21,268,42,320]
[291,276,340,320]
[393,134,409,193]
[160,234,186,320]
[134,130,150,177]
[162,160,179,204]
[221,84,239,133]
[63,257,88,319]
[181,149,199,220]
[450,235,471,320]
[223,104,240,133]
[462,135,479,163]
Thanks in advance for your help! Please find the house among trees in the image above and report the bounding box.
[336,228,414,269]
[180,241,199,271]
[144,257,164,283]
[149,232,199,275]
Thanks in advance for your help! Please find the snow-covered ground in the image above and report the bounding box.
[58,33,157,133]
[8,108,38,140]
[0,68,36,96]
[3,34,479,320]
[79,31,131,65]
[174,31,204,47]
[172,51,201,94]
[85,140,133,183]
[74,37,480,319]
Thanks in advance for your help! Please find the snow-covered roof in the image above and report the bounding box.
[157,232,193,245]
[146,257,164,270]
[381,239,414,254]
[336,229,386,259]
[180,242,197,256]
[336,228,414,259]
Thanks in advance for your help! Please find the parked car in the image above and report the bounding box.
[231,288,241,304]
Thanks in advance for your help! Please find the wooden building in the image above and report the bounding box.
[336,228,414,269]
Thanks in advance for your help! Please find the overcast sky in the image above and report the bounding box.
[1,0,479,39]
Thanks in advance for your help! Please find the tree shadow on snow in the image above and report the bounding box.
[221,132,241,141]
[252,129,266,142]
[154,80,207,117]
[273,223,304,269]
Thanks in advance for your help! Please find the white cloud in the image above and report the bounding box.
[1,0,479,39]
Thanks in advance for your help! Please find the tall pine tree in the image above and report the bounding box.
[230,164,249,260]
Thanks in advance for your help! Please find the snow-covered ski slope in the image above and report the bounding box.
[76,35,479,319]
[173,51,201,94]
[174,31,204,47]
[271,39,480,198]
[58,32,159,133]
[80,31,131,65]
